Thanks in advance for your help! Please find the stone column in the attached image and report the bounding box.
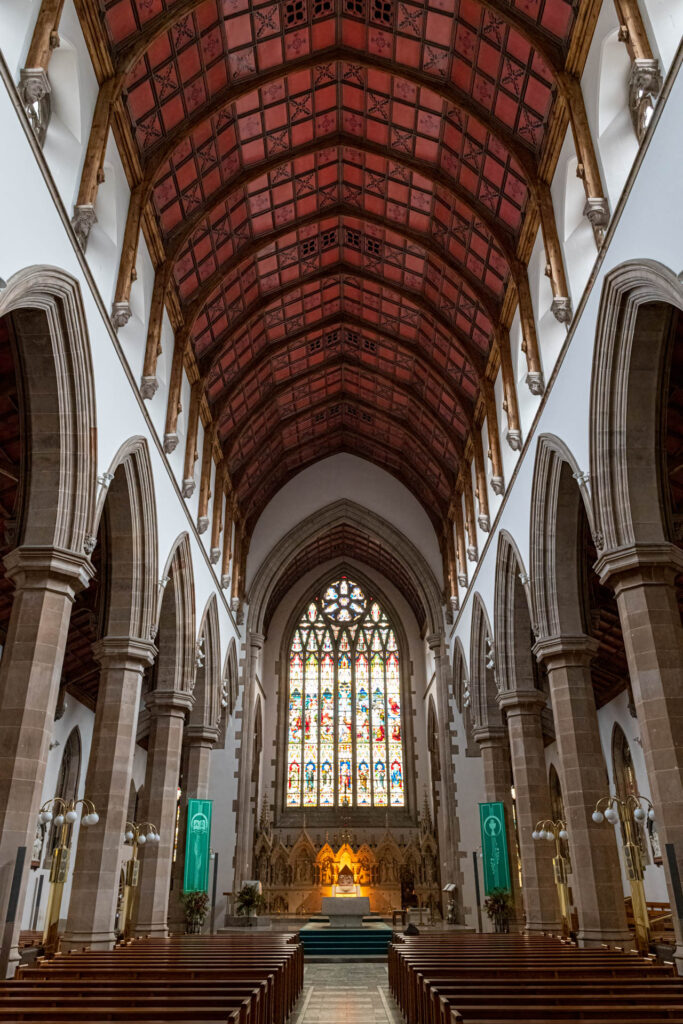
[0,547,93,975]
[534,634,631,946]
[498,689,559,932]
[63,636,156,949]
[168,725,219,931]
[596,544,683,968]
[134,690,193,936]
[427,633,464,918]
[473,725,523,927]
[233,632,263,891]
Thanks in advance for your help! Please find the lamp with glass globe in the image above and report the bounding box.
[37,796,98,954]
[120,820,161,938]
[532,818,572,937]
[591,792,655,953]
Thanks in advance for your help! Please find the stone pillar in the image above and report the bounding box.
[534,634,631,946]
[596,545,683,968]
[168,725,219,931]
[0,547,93,975]
[63,637,156,949]
[498,689,559,932]
[134,690,193,936]
[427,633,464,918]
[233,632,263,891]
[473,725,523,927]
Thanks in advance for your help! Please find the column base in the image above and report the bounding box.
[673,943,683,976]
[525,919,562,935]
[576,927,633,948]
[133,922,169,938]
[61,928,117,951]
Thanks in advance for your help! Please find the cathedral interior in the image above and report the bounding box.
[0,0,682,1018]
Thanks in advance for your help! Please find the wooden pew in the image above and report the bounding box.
[390,933,683,1024]
[2,933,303,1024]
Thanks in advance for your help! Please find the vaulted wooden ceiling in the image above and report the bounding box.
[79,0,601,535]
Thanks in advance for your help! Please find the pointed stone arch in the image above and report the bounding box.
[156,533,196,696]
[529,434,596,642]
[494,530,537,694]
[589,259,683,554]
[222,637,239,718]
[0,265,97,554]
[95,436,158,641]
[469,593,501,732]
[193,594,221,730]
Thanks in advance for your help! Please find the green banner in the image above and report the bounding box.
[479,801,511,895]
[183,798,212,893]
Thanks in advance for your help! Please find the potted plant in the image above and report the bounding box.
[181,890,210,934]
[484,888,514,933]
[235,883,265,925]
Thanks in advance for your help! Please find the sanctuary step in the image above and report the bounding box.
[299,925,392,957]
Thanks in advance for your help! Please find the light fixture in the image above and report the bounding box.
[37,796,98,954]
[591,792,654,953]
[532,818,571,938]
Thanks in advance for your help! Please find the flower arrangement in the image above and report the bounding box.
[181,890,210,934]
[235,883,265,923]
[483,888,514,933]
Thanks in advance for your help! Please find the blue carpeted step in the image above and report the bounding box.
[299,927,391,957]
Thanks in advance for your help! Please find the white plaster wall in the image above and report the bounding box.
[247,454,443,584]
[208,699,242,926]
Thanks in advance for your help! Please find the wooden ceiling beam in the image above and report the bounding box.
[209,311,476,428]
[238,425,448,528]
[230,391,457,490]
[219,353,466,464]
[187,261,488,379]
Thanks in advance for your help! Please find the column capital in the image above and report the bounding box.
[3,545,94,595]
[426,632,444,653]
[472,724,507,747]
[248,632,265,652]
[145,689,194,717]
[594,542,683,589]
[185,723,220,747]
[92,636,157,670]
[496,688,547,714]
[533,633,599,669]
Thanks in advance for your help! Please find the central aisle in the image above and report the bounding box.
[290,962,402,1023]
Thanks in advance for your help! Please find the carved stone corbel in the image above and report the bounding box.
[182,478,196,499]
[163,433,179,454]
[526,371,545,396]
[140,376,159,400]
[71,204,97,251]
[629,58,662,142]
[491,476,504,496]
[551,296,573,324]
[506,429,522,451]
[19,69,51,146]
[111,301,132,330]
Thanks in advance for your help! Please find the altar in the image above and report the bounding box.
[321,895,371,927]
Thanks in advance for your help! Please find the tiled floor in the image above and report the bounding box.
[289,962,403,1023]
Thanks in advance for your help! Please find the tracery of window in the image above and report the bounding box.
[286,577,404,809]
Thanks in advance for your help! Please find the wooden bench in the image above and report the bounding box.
[389,933,683,1024]
[2,933,303,1024]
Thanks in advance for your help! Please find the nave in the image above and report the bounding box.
[4,930,683,1023]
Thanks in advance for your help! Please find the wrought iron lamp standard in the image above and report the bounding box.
[120,821,161,938]
[591,793,655,954]
[532,818,571,937]
[37,797,99,954]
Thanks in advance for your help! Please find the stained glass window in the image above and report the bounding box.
[286,577,405,808]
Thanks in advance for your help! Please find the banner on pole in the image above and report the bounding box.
[183,798,213,893]
[479,801,511,895]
